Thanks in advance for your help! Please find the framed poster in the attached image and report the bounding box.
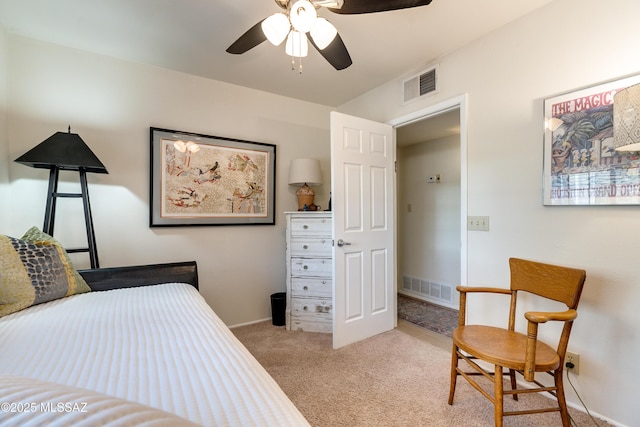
[543,74,640,205]
[150,127,276,226]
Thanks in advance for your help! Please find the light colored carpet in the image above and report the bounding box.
[232,320,606,427]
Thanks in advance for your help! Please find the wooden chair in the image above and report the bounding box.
[448,258,586,427]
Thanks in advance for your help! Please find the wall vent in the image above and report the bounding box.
[401,274,453,306]
[403,66,438,103]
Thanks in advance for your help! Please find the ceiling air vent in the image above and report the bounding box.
[403,66,438,103]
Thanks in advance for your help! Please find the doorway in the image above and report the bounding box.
[389,95,467,333]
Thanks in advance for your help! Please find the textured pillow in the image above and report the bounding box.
[0,227,91,317]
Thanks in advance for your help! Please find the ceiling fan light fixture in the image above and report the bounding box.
[310,17,337,50]
[262,13,290,45]
[285,30,308,57]
[229,0,435,70]
[289,0,317,33]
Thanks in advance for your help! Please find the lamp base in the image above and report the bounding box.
[298,203,320,211]
[296,183,315,211]
[297,195,316,210]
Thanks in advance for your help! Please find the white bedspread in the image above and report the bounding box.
[0,283,310,427]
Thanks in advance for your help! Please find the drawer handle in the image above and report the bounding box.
[303,286,309,291]
[303,265,308,270]
[303,225,309,229]
[303,245,308,249]
[321,281,326,284]
[303,306,308,311]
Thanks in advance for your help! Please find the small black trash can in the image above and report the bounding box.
[270,292,286,326]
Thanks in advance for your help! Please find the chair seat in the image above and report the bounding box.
[453,325,560,372]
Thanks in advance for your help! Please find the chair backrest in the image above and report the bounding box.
[509,258,586,309]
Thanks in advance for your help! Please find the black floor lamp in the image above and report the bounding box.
[14,127,108,268]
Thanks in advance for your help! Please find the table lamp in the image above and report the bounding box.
[288,158,322,211]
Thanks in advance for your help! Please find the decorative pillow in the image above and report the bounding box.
[0,227,91,317]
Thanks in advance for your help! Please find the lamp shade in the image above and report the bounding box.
[289,0,317,33]
[288,158,322,186]
[310,18,337,50]
[15,129,108,173]
[285,30,308,58]
[614,83,640,152]
[262,12,290,46]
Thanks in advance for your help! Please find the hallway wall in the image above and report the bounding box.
[398,134,461,309]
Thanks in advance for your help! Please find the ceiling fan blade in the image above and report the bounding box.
[328,0,433,14]
[226,19,268,54]
[308,33,352,70]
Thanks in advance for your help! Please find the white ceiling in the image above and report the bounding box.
[0,0,552,107]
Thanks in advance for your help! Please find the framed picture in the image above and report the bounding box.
[150,127,276,226]
[543,74,640,205]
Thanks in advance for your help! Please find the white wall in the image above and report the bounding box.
[339,0,640,425]
[398,135,460,308]
[0,25,8,225]
[4,36,332,327]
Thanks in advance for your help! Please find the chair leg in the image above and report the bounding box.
[494,365,503,427]
[508,368,518,401]
[555,369,570,427]
[448,344,459,405]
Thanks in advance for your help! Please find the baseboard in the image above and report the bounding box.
[228,317,271,329]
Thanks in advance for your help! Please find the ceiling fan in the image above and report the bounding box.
[226,0,434,71]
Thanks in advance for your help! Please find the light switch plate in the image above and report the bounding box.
[468,216,489,231]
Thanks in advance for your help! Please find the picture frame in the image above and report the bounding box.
[543,74,640,205]
[150,127,276,226]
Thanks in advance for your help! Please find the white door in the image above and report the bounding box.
[331,111,396,349]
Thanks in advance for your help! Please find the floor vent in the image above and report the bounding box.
[402,274,453,305]
[403,66,438,103]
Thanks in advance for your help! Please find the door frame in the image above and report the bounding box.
[387,94,469,294]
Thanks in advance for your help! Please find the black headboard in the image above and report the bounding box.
[78,261,198,292]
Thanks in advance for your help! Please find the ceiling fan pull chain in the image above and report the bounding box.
[289,55,304,74]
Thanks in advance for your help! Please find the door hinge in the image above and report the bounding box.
[395,161,398,173]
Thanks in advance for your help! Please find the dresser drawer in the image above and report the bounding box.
[290,296,332,317]
[290,318,332,333]
[291,257,332,277]
[290,237,332,256]
[290,216,332,236]
[291,278,332,298]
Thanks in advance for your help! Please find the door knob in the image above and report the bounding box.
[336,239,351,247]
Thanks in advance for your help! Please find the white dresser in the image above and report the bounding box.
[285,212,333,333]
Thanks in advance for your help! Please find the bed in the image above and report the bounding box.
[0,258,310,426]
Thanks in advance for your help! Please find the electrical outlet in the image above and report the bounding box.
[565,351,580,375]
